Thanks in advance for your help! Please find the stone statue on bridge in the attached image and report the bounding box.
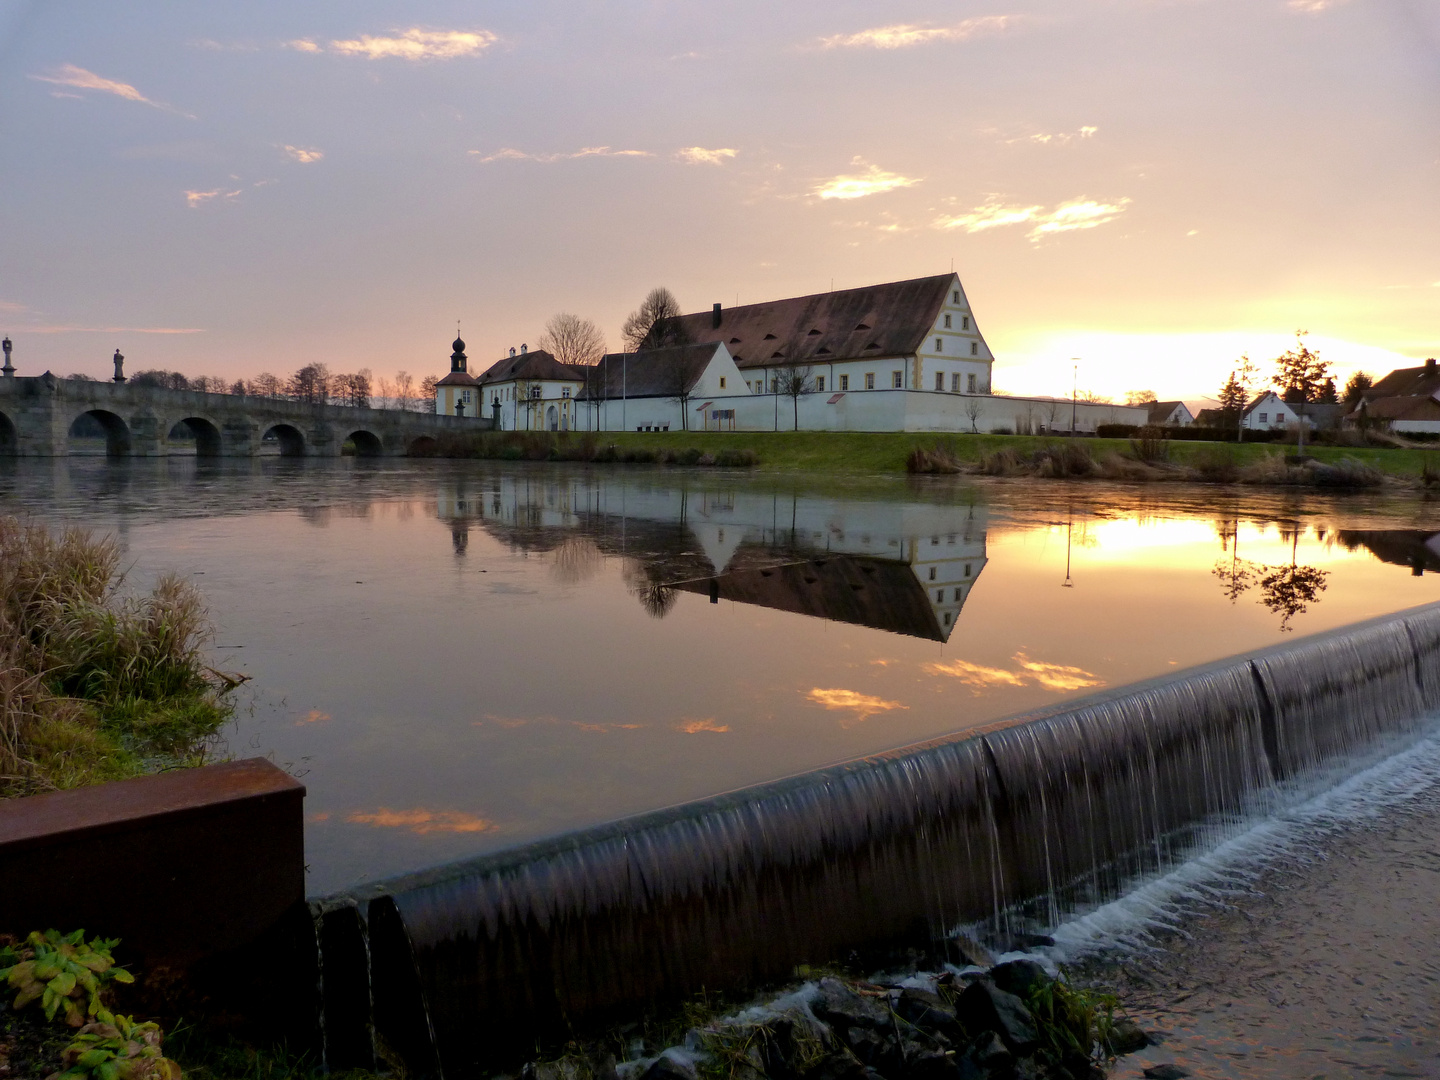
[2,337,13,378]
[112,349,126,384]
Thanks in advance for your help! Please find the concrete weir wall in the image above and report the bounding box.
[0,374,491,457]
[0,759,305,971]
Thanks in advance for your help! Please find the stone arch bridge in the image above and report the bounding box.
[0,374,492,457]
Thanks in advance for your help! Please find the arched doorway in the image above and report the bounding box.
[261,424,305,457]
[166,417,223,457]
[0,410,16,456]
[547,405,558,431]
[345,430,383,457]
[67,410,131,457]
[408,436,438,457]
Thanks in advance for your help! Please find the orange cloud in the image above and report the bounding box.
[296,709,331,725]
[329,29,497,60]
[676,717,731,734]
[346,808,497,834]
[30,64,193,116]
[819,17,1017,50]
[926,653,1102,693]
[814,159,919,200]
[805,688,908,725]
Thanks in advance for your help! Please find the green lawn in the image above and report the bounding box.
[571,430,1440,480]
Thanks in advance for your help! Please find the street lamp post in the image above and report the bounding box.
[1071,360,1079,435]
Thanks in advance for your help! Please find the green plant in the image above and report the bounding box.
[1026,975,1117,1064]
[0,930,134,1027]
[54,1014,180,1080]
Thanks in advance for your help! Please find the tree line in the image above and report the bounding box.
[120,365,441,410]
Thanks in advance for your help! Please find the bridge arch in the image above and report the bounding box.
[261,423,306,457]
[0,409,16,455]
[166,417,223,457]
[68,410,131,457]
[344,429,383,457]
[408,435,438,457]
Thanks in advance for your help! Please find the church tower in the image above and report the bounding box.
[435,333,478,416]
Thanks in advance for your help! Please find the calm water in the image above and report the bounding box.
[5,457,1440,894]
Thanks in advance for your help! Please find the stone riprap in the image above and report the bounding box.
[0,374,491,457]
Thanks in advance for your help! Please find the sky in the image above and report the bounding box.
[1,0,1437,404]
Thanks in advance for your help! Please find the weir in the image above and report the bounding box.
[312,603,1440,1077]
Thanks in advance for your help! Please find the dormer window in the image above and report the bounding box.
[807,328,821,336]
[952,290,960,303]
[764,333,777,340]
[854,323,871,331]
[729,337,741,343]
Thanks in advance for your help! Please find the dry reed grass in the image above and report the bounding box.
[0,517,233,798]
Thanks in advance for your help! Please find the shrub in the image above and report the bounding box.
[1096,424,1140,439]
[1128,426,1169,464]
[713,448,758,468]
[0,930,134,1027]
[1190,446,1239,483]
[906,444,963,474]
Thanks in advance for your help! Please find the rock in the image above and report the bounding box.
[953,980,1038,1057]
[950,934,997,969]
[811,978,893,1031]
[1105,1018,1150,1056]
[989,960,1051,1001]
[896,989,965,1045]
[907,1050,961,1080]
[801,1048,868,1080]
[1142,1066,1190,1080]
[639,1051,698,1080]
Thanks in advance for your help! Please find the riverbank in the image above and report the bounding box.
[1083,771,1440,1078]
[415,430,1440,484]
[0,517,235,798]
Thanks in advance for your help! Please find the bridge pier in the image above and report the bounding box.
[0,375,491,457]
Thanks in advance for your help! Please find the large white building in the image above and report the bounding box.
[475,346,587,431]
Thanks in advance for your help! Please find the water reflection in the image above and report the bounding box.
[6,457,1440,890]
[1214,520,1331,631]
[441,473,988,641]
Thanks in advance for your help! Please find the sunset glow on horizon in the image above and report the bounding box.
[2,1,1435,402]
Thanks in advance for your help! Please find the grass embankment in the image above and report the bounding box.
[417,428,1440,484]
[0,517,235,799]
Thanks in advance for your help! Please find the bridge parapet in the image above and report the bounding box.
[0,375,492,457]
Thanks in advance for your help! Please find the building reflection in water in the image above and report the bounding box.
[435,474,988,642]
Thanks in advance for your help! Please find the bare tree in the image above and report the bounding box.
[622,287,688,351]
[662,363,695,431]
[394,371,416,411]
[775,364,814,431]
[288,363,330,404]
[965,395,985,434]
[1124,389,1157,406]
[229,380,247,396]
[420,373,439,411]
[538,313,607,366]
[1043,398,1063,434]
[331,370,371,408]
[248,372,282,398]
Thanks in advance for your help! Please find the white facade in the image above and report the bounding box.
[485,378,585,431]
[1243,391,1316,431]
[435,382,479,417]
[574,387,1146,434]
[575,345,751,432]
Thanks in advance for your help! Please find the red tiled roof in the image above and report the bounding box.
[474,350,586,386]
[667,274,954,370]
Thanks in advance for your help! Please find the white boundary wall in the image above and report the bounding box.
[576,390,1148,434]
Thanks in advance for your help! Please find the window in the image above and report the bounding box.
[892,370,903,389]
[936,338,944,352]
[815,376,825,392]
[967,373,977,393]
[953,290,960,303]
[970,342,978,356]
[840,374,850,391]
[865,372,875,390]
[935,372,944,391]
[954,588,962,601]
[944,314,952,329]
[962,316,970,330]
[562,387,570,397]
[928,567,936,580]
[771,378,779,393]
[719,377,726,389]
[1258,412,1268,424]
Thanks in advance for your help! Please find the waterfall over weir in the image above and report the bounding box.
[310,604,1440,1078]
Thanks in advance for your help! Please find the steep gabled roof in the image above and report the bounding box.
[1146,400,1186,423]
[578,342,724,400]
[475,349,586,386]
[666,274,954,370]
[436,370,477,387]
[1366,363,1440,400]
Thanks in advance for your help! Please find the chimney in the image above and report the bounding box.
[712,303,722,329]
[520,343,528,354]
[1428,357,1437,375]
[509,347,516,357]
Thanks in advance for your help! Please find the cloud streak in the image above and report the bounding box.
[185,188,243,208]
[30,64,192,117]
[934,196,1130,240]
[820,16,1016,50]
[292,29,497,60]
[815,160,920,200]
[676,146,738,165]
[471,146,653,163]
[805,687,908,725]
[283,145,324,164]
